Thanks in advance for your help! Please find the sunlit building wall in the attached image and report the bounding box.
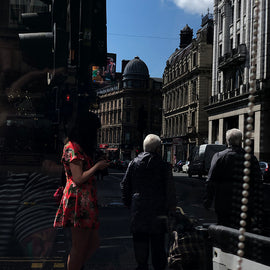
[162,14,213,163]
[205,0,270,160]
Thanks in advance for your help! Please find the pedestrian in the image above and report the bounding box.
[53,109,109,270]
[120,134,176,270]
[203,128,263,232]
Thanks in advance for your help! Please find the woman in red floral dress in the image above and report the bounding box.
[54,111,109,270]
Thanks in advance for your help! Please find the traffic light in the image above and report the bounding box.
[18,0,68,70]
[69,0,107,68]
[19,10,53,69]
[60,87,75,123]
[80,0,107,68]
[69,0,107,91]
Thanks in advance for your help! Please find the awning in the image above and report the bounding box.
[99,144,108,149]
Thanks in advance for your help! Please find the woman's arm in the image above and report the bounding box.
[70,159,109,186]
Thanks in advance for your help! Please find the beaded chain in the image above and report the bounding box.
[236,0,260,269]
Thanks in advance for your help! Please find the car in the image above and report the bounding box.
[182,161,190,173]
[173,160,185,172]
[114,159,130,170]
[109,159,118,168]
[259,161,270,182]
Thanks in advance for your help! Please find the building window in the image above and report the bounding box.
[111,112,114,123]
[173,117,176,136]
[117,128,120,143]
[109,130,112,143]
[126,98,131,106]
[126,111,130,122]
[191,111,196,126]
[184,87,188,105]
[237,33,240,46]
[133,80,144,88]
[183,114,187,134]
[230,4,234,24]
[118,111,121,123]
[218,80,221,93]
[180,89,183,107]
[219,13,223,32]
[193,52,197,67]
[237,0,241,19]
[192,80,197,101]
[127,81,133,88]
[219,44,222,57]
[125,132,130,143]
[154,82,161,90]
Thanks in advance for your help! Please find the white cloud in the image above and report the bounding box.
[172,0,214,15]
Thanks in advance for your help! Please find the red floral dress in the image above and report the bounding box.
[54,141,99,229]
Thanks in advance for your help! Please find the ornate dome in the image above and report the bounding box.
[123,56,149,81]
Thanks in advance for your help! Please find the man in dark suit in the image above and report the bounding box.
[204,128,263,231]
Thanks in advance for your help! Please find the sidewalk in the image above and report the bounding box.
[84,206,137,270]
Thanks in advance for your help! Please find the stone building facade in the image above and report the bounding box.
[161,15,213,163]
[205,0,270,160]
[94,57,163,160]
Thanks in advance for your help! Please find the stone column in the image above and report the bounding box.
[212,1,218,95]
[239,114,245,147]
[218,118,224,144]
[208,120,213,144]
[254,111,261,160]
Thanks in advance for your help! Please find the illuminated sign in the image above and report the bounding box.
[92,53,116,85]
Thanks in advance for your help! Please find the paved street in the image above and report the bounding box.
[0,168,216,270]
[85,169,216,270]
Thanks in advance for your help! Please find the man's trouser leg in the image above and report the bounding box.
[150,233,167,270]
[133,232,149,270]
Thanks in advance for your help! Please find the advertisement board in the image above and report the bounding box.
[92,53,116,85]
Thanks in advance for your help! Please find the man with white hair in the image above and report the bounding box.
[204,128,263,231]
[120,134,176,270]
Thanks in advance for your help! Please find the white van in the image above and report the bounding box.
[188,144,226,178]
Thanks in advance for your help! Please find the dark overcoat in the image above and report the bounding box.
[204,146,263,230]
[120,152,176,234]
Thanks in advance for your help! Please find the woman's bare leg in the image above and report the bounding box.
[84,229,100,262]
[67,228,92,270]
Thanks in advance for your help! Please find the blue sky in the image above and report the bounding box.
[107,0,213,78]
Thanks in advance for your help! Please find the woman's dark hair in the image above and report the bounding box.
[66,107,101,156]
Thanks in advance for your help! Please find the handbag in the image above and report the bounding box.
[53,186,64,204]
[168,207,206,269]
[168,230,206,269]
